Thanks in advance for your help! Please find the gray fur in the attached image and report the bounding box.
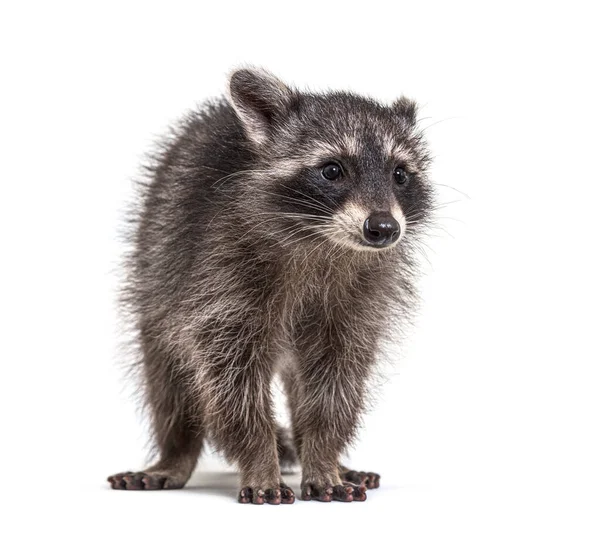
[108,68,434,504]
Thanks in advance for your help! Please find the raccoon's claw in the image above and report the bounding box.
[346,482,368,501]
[238,483,295,505]
[107,471,182,490]
[238,487,268,504]
[301,483,334,502]
[280,483,296,504]
[301,482,366,502]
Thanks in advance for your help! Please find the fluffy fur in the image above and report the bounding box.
[108,68,434,504]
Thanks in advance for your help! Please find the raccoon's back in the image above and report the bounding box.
[123,99,255,327]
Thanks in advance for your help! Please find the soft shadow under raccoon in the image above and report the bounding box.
[108,68,435,504]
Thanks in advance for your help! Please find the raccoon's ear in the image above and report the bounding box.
[227,68,295,145]
[392,96,418,127]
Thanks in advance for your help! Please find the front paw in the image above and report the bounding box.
[301,481,366,502]
[238,482,295,505]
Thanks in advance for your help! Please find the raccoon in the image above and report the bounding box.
[108,68,434,504]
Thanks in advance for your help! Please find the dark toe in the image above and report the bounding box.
[332,484,354,502]
[300,484,312,501]
[108,472,131,490]
[345,482,367,501]
[265,488,282,505]
[317,485,333,502]
[301,484,333,502]
[123,472,146,490]
[141,474,168,490]
[365,472,380,489]
[238,487,253,504]
[252,489,266,505]
[280,483,295,504]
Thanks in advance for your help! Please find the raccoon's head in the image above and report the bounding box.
[228,68,433,252]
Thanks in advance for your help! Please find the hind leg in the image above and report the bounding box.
[108,343,204,490]
[108,430,203,491]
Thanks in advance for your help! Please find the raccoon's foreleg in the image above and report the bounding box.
[202,344,295,505]
[274,425,380,489]
[292,342,372,502]
[281,365,381,495]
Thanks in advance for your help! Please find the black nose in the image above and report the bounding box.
[363,212,401,247]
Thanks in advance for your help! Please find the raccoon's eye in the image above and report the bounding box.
[321,162,343,181]
[393,166,409,185]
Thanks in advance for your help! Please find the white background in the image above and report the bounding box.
[1,1,599,537]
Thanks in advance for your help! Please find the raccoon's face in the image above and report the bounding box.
[228,68,433,252]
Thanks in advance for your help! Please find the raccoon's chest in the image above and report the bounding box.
[277,261,373,336]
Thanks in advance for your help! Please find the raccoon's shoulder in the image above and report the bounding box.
[148,98,254,185]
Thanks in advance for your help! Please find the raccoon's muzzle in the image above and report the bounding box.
[362,212,401,247]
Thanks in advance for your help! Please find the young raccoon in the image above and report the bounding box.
[108,68,434,504]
